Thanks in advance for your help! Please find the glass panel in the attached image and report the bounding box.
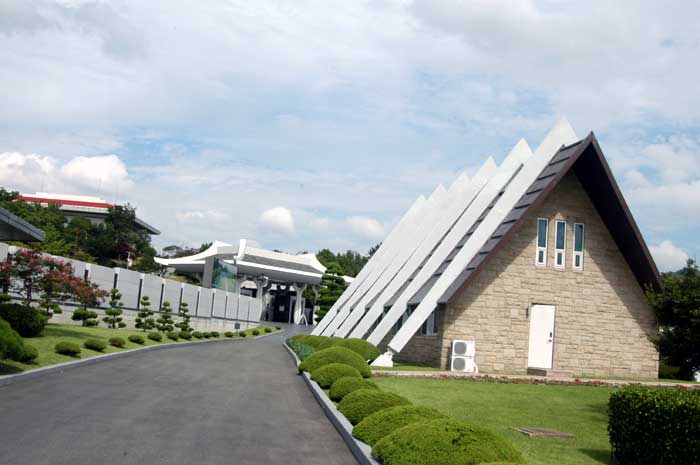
[556,221,566,249]
[574,224,584,251]
[538,250,544,263]
[557,253,563,266]
[432,309,439,334]
[575,255,581,267]
[537,219,548,247]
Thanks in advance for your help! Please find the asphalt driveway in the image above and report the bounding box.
[0,328,358,465]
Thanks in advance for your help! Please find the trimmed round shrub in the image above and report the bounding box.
[310,363,362,388]
[329,376,379,402]
[335,338,381,362]
[287,337,315,361]
[166,331,179,341]
[192,331,203,339]
[224,331,234,337]
[147,332,162,342]
[338,389,410,425]
[178,331,192,340]
[275,326,281,330]
[239,331,247,337]
[211,331,220,338]
[353,405,447,446]
[373,418,526,465]
[109,337,126,348]
[264,327,272,333]
[55,341,81,356]
[252,329,260,336]
[84,338,107,352]
[316,336,342,351]
[0,303,47,337]
[18,343,38,363]
[299,346,371,378]
[609,387,700,465]
[291,334,330,348]
[0,318,25,361]
[128,334,145,344]
[203,332,212,338]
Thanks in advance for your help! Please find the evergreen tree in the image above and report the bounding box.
[315,263,347,323]
[135,295,155,331]
[175,301,192,332]
[155,301,175,332]
[72,308,99,326]
[103,288,127,328]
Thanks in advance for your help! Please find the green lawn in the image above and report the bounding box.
[373,377,615,465]
[1,323,279,375]
[372,362,445,372]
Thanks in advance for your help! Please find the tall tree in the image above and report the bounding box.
[314,263,347,323]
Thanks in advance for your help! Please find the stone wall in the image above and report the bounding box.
[398,171,659,379]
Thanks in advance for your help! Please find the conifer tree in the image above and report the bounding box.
[135,295,155,331]
[315,263,347,323]
[156,301,175,332]
[103,288,127,328]
[176,301,192,333]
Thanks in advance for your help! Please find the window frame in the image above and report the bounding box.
[535,218,548,267]
[420,308,439,336]
[554,220,566,269]
[573,223,585,271]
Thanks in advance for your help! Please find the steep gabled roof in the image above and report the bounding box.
[435,133,661,305]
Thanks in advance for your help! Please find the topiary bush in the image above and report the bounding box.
[239,331,247,337]
[0,318,25,361]
[193,331,203,339]
[179,331,192,340]
[287,337,315,361]
[84,338,107,352]
[252,329,260,336]
[291,334,330,348]
[372,418,526,465]
[0,303,47,337]
[211,331,220,338]
[203,332,212,338]
[310,363,362,388]
[608,387,700,465]
[55,341,81,356]
[128,334,145,345]
[338,389,411,425]
[329,376,379,402]
[275,326,281,330]
[299,346,371,378]
[225,331,234,337]
[264,327,272,333]
[166,331,179,341]
[18,343,38,363]
[147,332,162,342]
[335,338,381,362]
[109,337,126,348]
[316,336,342,350]
[353,405,447,446]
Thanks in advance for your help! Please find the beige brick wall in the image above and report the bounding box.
[399,171,659,379]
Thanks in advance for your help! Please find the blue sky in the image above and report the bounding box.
[0,0,699,270]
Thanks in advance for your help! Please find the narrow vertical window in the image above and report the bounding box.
[420,308,439,336]
[555,220,566,268]
[536,218,548,266]
[573,223,585,271]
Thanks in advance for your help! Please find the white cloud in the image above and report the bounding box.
[259,207,295,235]
[175,209,227,224]
[347,216,385,241]
[650,240,690,272]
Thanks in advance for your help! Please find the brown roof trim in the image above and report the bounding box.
[439,133,661,304]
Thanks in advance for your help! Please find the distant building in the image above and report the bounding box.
[19,192,160,235]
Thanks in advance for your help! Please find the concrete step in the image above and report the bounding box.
[527,367,573,378]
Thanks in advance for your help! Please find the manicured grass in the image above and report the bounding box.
[0,323,279,374]
[372,362,444,372]
[373,377,615,465]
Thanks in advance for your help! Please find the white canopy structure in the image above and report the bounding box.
[313,118,581,366]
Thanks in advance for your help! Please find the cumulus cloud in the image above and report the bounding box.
[347,216,386,241]
[649,240,690,272]
[175,209,227,224]
[259,207,295,235]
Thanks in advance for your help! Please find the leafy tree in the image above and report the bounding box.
[156,301,175,332]
[647,259,700,380]
[315,263,347,323]
[135,295,155,331]
[72,279,108,326]
[103,288,126,329]
[315,248,374,278]
[175,301,192,332]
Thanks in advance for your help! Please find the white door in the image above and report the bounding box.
[528,304,556,369]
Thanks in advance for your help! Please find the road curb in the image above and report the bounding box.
[1,328,283,387]
[283,343,380,465]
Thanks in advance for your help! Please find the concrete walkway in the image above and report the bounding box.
[0,328,358,465]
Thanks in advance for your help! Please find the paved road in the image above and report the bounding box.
[0,328,358,465]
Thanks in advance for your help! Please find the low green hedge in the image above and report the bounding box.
[316,336,342,350]
[179,331,192,340]
[291,334,329,348]
[109,337,126,348]
[17,343,38,363]
[147,332,162,342]
[128,334,145,344]
[166,331,179,341]
[264,327,272,333]
[609,387,700,465]
[252,329,260,336]
[0,318,25,361]
[338,389,410,425]
[203,332,212,338]
[310,363,362,388]
[298,346,371,378]
[192,331,203,339]
[373,418,526,465]
[334,338,381,362]
[55,341,81,356]
[84,338,107,352]
[329,377,378,402]
[353,405,447,446]
[225,331,234,338]
[211,331,220,338]
[238,331,247,337]
[287,338,315,361]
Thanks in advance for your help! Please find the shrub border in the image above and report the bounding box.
[284,342,380,465]
[0,327,282,387]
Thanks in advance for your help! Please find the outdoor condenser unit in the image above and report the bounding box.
[450,340,478,373]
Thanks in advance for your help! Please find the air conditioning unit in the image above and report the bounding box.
[450,340,478,373]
